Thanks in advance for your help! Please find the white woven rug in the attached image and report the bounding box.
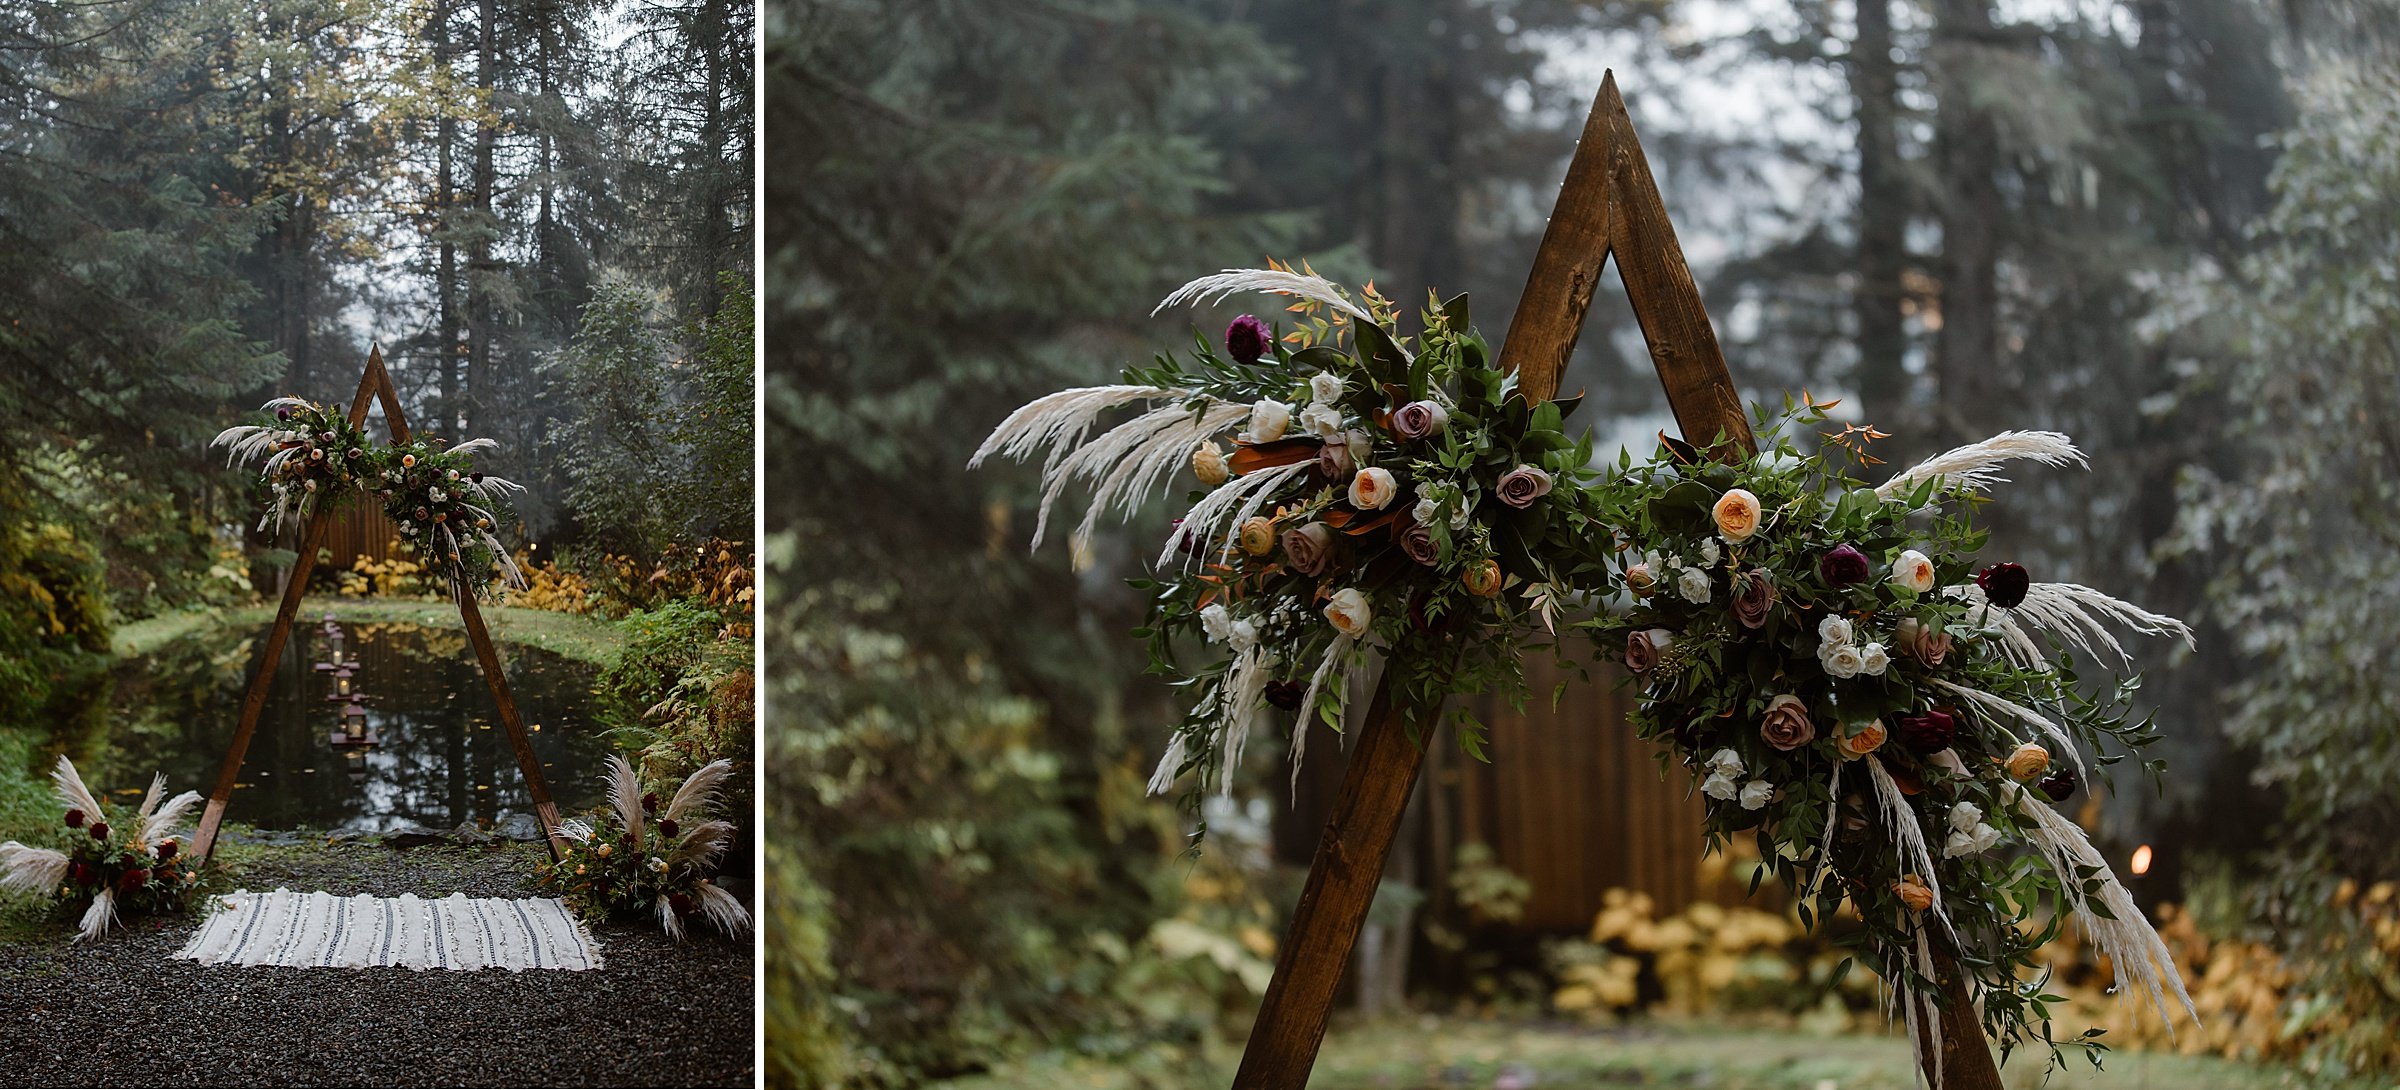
[172,888,601,972]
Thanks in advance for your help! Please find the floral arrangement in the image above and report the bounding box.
[0,756,206,941]
[977,265,2203,1077]
[1584,394,2197,1070]
[539,755,750,941]
[215,399,527,598]
[211,398,374,533]
[975,266,1612,811]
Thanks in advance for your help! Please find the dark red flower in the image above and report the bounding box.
[657,818,680,840]
[1977,562,2030,609]
[63,809,84,829]
[668,892,695,917]
[1263,680,1306,711]
[89,821,110,841]
[2038,766,2077,802]
[1893,710,1957,754]
[1225,315,1272,365]
[155,839,179,861]
[1819,544,1871,586]
[68,862,93,887]
[641,791,660,813]
[120,868,149,891]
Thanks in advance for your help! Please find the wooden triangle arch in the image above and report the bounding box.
[189,347,571,864]
[1230,72,2003,1090]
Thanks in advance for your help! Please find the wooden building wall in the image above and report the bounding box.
[318,501,401,573]
[1437,657,1707,932]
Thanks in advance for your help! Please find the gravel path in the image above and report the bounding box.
[0,838,754,1088]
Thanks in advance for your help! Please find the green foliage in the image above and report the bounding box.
[596,601,753,822]
[2173,65,2400,1079]
[675,273,758,541]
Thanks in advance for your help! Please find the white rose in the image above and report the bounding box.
[1677,567,1712,604]
[1820,643,1864,678]
[1948,801,1984,833]
[1309,372,1345,405]
[1324,588,1373,637]
[1739,779,1774,811]
[1858,642,1891,676]
[1890,549,1936,593]
[1299,403,1344,440]
[1349,467,1399,511]
[1698,538,1721,567]
[1706,748,1745,777]
[1818,615,1854,648]
[1227,618,1260,652]
[1199,603,1234,644]
[1411,495,1441,526]
[1943,823,2003,859]
[1245,398,1292,442]
[1701,770,1740,801]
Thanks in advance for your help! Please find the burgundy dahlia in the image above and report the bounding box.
[669,892,696,917]
[1977,562,2030,609]
[1893,710,1957,754]
[657,818,680,840]
[68,862,93,887]
[63,808,84,829]
[2038,766,2077,802]
[1225,315,1273,364]
[1819,544,1872,586]
[89,821,110,841]
[155,839,179,861]
[642,791,660,813]
[120,868,149,892]
[1263,680,1306,711]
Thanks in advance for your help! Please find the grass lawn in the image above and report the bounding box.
[112,595,626,667]
[944,1017,2348,1090]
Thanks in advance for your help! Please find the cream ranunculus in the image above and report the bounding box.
[1893,874,1934,912]
[1836,720,1888,760]
[2005,743,2050,781]
[1245,398,1292,442]
[1238,516,1277,556]
[1349,467,1399,511]
[1324,588,1372,637]
[1461,559,1504,598]
[1890,548,1936,593]
[1192,442,1229,486]
[1712,488,1762,542]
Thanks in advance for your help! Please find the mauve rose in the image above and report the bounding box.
[1894,617,1951,665]
[1495,464,1554,508]
[1894,709,1958,753]
[1317,440,1354,481]
[1626,628,1672,674]
[1283,522,1334,576]
[1225,314,1272,364]
[1819,544,1871,585]
[1730,569,1775,629]
[1392,400,1449,441]
[1760,694,1816,751]
[1977,562,2030,608]
[1400,518,1439,566]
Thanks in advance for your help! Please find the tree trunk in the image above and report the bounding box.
[1933,0,2004,444]
[1851,0,1910,438]
[434,0,460,434]
[467,0,498,433]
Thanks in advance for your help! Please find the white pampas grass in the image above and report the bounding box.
[1866,756,1953,941]
[670,820,738,871]
[656,894,684,943]
[2012,786,2198,1030]
[1926,678,2087,781]
[665,759,735,825]
[1146,731,1190,796]
[2011,582,2195,665]
[1159,460,1314,571]
[558,817,596,843]
[604,754,645,848]
[1211,645,1275,797]
[49,755,105,829]
[970,386,1245,551]
[1288,634,1356,798]
[1154,268,1376,325]
[77,888,117,944]
[1876,430,2085,498]
[0,842,69,895]
[692,880,753,937]
[141,790,203,846]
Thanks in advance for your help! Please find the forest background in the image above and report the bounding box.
[770,0,2400,1086]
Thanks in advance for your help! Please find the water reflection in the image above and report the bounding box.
[102,617,609,833]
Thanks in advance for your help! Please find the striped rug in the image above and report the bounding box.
[172,888,602,971]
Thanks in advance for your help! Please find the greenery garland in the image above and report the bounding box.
[215,398,527,599]
[978,266,2201,1074]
